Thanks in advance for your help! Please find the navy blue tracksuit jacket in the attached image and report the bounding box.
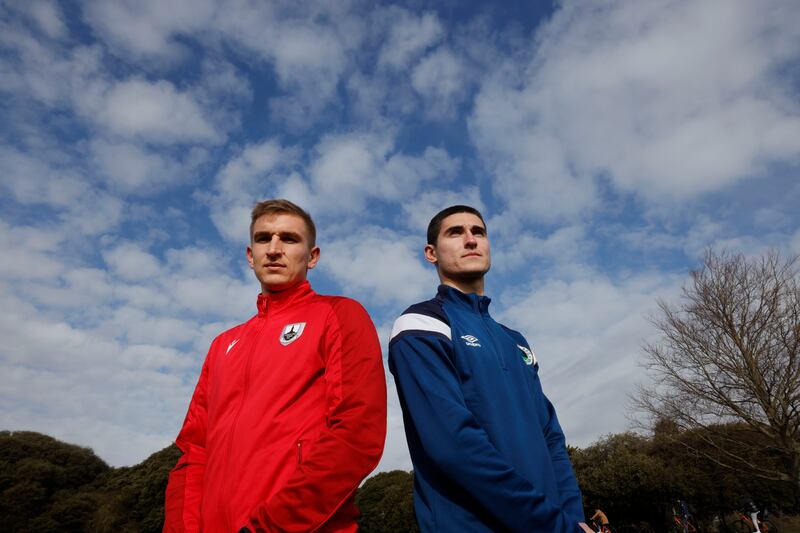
[388,285,584,533]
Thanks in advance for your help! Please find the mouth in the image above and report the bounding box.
[462,253,482,258]
[265,263,285,269]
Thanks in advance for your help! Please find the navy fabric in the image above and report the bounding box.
[388,285,584,533]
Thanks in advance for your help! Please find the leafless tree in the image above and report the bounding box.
[634,250,800,501]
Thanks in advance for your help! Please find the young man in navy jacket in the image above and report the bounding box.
[388,205,592,533]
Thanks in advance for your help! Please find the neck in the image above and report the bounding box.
[440,277,485,296]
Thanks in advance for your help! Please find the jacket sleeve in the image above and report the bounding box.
[388,333,583,533]
[541,391,585,523]
[247,299,387,532]
[163,352,210,533]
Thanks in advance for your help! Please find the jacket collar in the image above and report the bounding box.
[257,280,314,316]
[437,284,491,314]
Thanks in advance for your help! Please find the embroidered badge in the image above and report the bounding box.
[461,334,481,347]
[518,344,537,366]
[280,322,306,346]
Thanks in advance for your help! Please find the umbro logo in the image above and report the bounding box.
[226,338,239,355]
[460,334,481,347]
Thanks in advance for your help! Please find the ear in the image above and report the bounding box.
[246,245,255,270]
[307,246,321,269]
[424,244,438,265]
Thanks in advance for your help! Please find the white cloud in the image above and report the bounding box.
[205,131,461,238]
[89,140,208,194]
[304,132,460,217]
[411,47,468,118]
[0,147,125,235]
[92,79,219,143]
[18,0,67,39]
[83,0,217,61]
[215,140,294,200]
[491,225,591,274]
[318,226,434,308]
[496,271,682,445]
[0,220,67,281]
[0,221,259,465]
[469,0,800,222]
[400,186,486,233]
[103,242,163,281]
[377,9,443,70]
[209,139,301,242]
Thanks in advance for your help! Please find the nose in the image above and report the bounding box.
[266,236,282,256]
[464,230,478,247]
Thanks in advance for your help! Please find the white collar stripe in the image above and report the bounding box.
[390,313,451,341]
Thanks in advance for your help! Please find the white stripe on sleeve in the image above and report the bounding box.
[390,313,451,341]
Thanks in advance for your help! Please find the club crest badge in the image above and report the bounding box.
[518,344,537,366]
[280,322,306,346]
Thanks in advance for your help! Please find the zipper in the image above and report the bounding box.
[220,318,268,531]
[296,440,303,465]
[481,313,508,370]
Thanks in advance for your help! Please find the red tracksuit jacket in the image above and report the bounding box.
[163,281,387,532]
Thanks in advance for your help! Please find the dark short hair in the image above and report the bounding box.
[426,205,486,245]
[250,199,317,247]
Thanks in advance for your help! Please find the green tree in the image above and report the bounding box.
[572,433,672,527]
[92,443,181,533]
[356,470,419,533]
[0,430,109,532]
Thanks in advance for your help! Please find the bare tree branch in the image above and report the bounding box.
[632,250,800,501]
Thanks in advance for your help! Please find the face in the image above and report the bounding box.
[425,212,490,283]
[247,213,320,293]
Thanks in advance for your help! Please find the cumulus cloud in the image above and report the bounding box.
[89,140,208,194]
[0,219,262,464]
[411,47,468,118]
[400,186,486,232]
[82,0,217,61]
[318,226,434,308]
[377,9,443,70]
[17,0,67,39]
[496,272,682,445]
[91,79,219,142]
[0,146,124,235]
[306,132,460,215]
[209,139,300,242]
[469,0,800,222]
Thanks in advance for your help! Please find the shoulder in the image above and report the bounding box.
[315,294,375,327]
[208,319,251,357]
[498,323,527,345]
[389,297,451,346]
[498,323,539,366]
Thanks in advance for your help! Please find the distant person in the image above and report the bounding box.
[163,199,387,533]
[590,508,610,532]
[388,205,591,532]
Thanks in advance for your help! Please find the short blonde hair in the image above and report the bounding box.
[250,199,316,247]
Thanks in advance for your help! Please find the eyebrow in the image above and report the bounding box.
[253,230,304,241]
[443,224,486,235]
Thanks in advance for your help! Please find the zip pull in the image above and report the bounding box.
[296,440,303,465]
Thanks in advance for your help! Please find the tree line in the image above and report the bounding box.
[1,425,796,533]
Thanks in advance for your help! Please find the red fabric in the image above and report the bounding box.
[163,281,387,532]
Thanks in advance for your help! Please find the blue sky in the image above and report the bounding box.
[1,0,799,471]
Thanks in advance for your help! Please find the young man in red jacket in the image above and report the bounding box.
[164,199,387,533]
